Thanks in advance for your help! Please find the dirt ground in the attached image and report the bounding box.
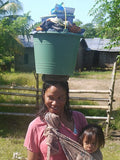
[68,77,120,110]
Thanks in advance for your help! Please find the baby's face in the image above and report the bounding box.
[82,136,98,154]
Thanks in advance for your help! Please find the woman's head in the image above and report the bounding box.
[39,81,72,120]
[80,124,105,153]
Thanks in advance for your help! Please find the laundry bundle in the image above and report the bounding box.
[41,3,75,23]
[36,17,85,34]
[34,3,85,35]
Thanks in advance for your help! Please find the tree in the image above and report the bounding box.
[89,0,120,47]
[74,19,83,27]
[0,12,32,54]
[0,0,22,19]
[0,0,23,53]
[0,0,33,71]
[82,23,97,38]
[0,0,32,54]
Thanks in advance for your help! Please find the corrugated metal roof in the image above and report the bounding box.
[18,35,120,52]
[18,35,34,47]
[85,38,120,52]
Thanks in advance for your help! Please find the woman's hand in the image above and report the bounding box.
[27,150,40,160]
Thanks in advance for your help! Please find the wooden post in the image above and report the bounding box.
[34,73,39,108]
[106,61,117,136]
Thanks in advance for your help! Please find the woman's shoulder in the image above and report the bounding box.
[72,110,86,119]
[28,116,46,130]
[72,111,88,133]
[24,116,47,152]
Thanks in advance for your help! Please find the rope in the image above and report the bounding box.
[62,3,67,29]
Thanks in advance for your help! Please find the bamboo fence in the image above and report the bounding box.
[0,61,117,136]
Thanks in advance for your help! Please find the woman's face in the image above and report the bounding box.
[44,85,67,115]
[82,135,98,154]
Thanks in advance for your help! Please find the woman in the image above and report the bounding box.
[24,81,88,160]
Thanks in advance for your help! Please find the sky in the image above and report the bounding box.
[21,0,96,24]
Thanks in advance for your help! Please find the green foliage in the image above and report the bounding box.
[0,14,32,55]
[0,114,30,159]
[0,106,37,114]
[0,137,27,159]
[72,70,113,79]
[0,115,33,138]
[32,21,42,29]
[112,109,120,129]
[0,72,39,86]
[74,20,97,38]
[89,0,120,47]
[0,72,42,105]
[102,140,120,160]
[82,23,97,38]
[117,55,120,65]
[74,19,83,26]
[0,56,14,71]
[11,12,33,37]
[0,0,33,60]
[0,0,22,16]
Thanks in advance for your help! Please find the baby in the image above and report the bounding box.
[79,124,105,160]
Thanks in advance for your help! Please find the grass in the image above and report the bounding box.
[111,109,120,129]
[0,72,42,105]
[102,140,120,160]
[73,69,120,79]
[0,71,120,160]
[73,71,112,79]
[0,72,42,87]
[0,115,32,160]
[0,137,26,160]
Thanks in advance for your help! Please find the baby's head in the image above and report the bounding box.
[80,124,105,154]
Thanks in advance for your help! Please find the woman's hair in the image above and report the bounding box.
[38,81,72,121]
[80,124,105,148]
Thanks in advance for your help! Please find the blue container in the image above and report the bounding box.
[41,14,75,23]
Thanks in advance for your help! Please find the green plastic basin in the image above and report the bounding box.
[33,31,82,75]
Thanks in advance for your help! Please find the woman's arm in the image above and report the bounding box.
[27,150,40,160]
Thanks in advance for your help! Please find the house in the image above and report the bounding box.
[15,36,120,72]
[76,38,120,71]
[15,35,35,72]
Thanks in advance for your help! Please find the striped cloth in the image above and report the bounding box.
[44,112,95,160]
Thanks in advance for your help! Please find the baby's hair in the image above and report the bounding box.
[80,124,105,148]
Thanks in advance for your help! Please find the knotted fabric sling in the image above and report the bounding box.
[44,112,95,160]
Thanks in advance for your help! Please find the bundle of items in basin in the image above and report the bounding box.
[32,3,85,76]
[41,2,75,23]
